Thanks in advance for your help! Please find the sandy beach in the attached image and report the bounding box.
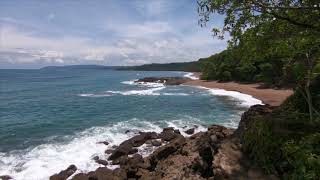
[184,79,293,106]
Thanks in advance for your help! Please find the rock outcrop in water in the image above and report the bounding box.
[135,77,190,85]
[47,105,279,180]
[0,175,12,180]
[50,165,77,180]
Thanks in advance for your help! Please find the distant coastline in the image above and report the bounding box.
[117,61,201,72]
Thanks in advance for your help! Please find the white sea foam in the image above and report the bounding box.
[184,72,199,80]
[0,118,210,180]
[0,119,165,180]
[121,80,137,85]
[162,93,189,96]
[0,115,241,180]
[208,88,263,107]
[136,82,164,88]
[164,118,207,136]
[107,87,165,96]
[121,80,164,88]
[193,86,263,107]
[78,93,111,97]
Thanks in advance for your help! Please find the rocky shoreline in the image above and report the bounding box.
[47,77,279,180]
[0,77,280,180]
[47,104,278,180]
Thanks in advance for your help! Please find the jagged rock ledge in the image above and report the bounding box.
[48,105,278,180]
[135,77,191,85]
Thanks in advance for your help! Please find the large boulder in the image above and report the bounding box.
[184,128,195,135]
[129,132,158,147]
[0,175,12,180]
[97,141,109,145]
[72,167,126,180]
[108,132,157,161]
[93,156,108,166]
[72,173,89,180]
[151,140,162,147]
[108,143,137,161]
[159,127,180,142]
[235,104,273,138]
[50,165,77,180]
[148,135,186,171]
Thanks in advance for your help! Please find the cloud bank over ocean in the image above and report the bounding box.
[0,0,227,68]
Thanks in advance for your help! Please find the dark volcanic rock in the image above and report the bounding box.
[50,165,77,180]
[235,104,273,138]
[73,167,124,180]
[151,140,162,146]
[94,167,114,179]
[123,132,158,147]
[151,135,186,162]
[71,173,88,180]
[108,132,157,161]
[174,129,181,134]
[135,77,190,85]
[93,156,108,166]
[0,175,12,180]
[184,128,195,135]
[97,141,109,145]
[108,144,138,161]
[66,123,277,180]
[105,149,113,154]
[160,127,181,141]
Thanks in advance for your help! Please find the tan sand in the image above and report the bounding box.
[184,79,293,106]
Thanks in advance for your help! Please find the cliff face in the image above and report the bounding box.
[50,105,279,180]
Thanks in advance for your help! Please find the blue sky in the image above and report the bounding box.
[0,0,227,68]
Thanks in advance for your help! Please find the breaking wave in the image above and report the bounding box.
[107,87,165,96]
[183,72,199,80]
[0,118,208,180]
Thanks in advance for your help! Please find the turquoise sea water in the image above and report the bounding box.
[0,68,256,179]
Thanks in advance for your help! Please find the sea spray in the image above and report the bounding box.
[0,118,208,180]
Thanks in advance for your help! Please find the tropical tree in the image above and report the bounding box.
[197,0,320,121]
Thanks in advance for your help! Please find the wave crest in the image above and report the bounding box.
[184,73,199,80]
[0,118,208,180]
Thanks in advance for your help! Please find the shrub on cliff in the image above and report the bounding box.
[241,80,320,179]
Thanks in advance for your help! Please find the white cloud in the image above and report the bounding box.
[0,0,228,68]
[1,26,90,54]
[105,21,173,38]
[127,21,172,36]
[0,23,226,66]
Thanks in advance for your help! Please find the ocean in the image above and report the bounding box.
[0,68,261,179]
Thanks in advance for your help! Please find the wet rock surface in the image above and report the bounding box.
[184,128,195,135]
[135,77,190,85]
[0,175,12,180]
[108,131,158,162]
[49,165,77,180]
[50,107,278,180]
[93,156,109,166]
[97,141,109,145]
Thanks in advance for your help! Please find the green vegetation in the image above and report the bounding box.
[117,61,201,72]
[196,0,320,179]
[242,78,320,179]
[198,0,320,120]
